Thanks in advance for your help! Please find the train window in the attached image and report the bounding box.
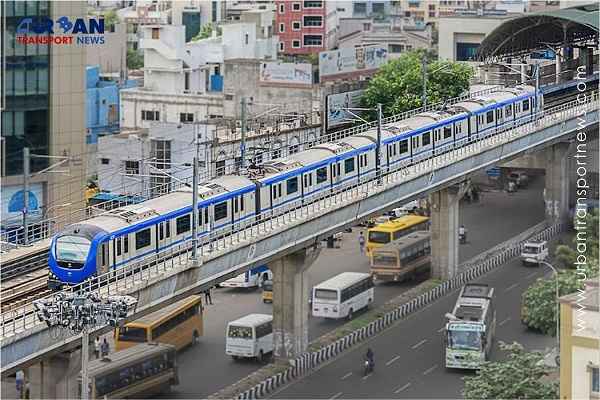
[505,105,512,116]
[486,111,494,124]
[336,163,341,176]
[135,229,151,250]
[422,132,431,146]
[344,158,355,174]
[443,126,452,139]
[398,140,408,153]
[116,238,122,256]
[287,177,299,194]
[522,99,530,111]
[316,167,327,184]
[124,236,129,253]
[496,108,503,119]
[215,202,228,220]
[176,215,191,235]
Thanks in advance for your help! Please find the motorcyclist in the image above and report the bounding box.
[459,225,467,243]
[365,348,374,371]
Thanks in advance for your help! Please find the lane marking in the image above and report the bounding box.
[362,373,372,381]
[525,271,539,280]
[504,282,519,292]
[330,392,344,399]
[422,364,439,375]
[386,355,401,366]
[411,339,427,349]
[341,372,352,380]
[394,382,412,393]
[499,317,511,326]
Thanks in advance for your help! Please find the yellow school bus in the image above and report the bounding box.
[370,231,431,282]
[115,295,203,351]
[366,215,429,256]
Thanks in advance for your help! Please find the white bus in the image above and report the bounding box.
[312,272,374,320]
[445,284,496,369]
[220,265,272,289]
[226,314,273,362]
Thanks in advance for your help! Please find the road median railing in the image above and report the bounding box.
[220,222,565,400]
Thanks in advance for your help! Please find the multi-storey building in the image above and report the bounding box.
[275,0,338,55]
[1,1,87,234]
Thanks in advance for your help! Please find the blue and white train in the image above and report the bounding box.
[48,85,542,288]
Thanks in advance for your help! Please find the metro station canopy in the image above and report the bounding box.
[477,3,599,62]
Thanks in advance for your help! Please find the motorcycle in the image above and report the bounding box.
[459,232,467,244]
[364,359,374,376]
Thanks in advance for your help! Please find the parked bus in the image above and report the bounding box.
[115,295,203,351]
[370,231,430,282]
[312,272,374,320]
[226,313,273,362]
[366,215,429,256]
[220,265,272,289]
[84,342,178,399]
[445,284,496,369]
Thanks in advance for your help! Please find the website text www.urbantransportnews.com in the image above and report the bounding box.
[571,63,596,334]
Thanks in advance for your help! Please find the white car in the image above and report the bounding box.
[521,241,548,266]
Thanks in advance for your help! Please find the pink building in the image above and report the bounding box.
[275,0,338,55]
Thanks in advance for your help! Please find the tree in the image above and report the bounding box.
[126,48,143,70]
[191,23,221,41]
[103,9,119,31]
[361,50,473,120]
[463,342,558,399]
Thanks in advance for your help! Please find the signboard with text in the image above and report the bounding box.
[319,45,387,81]
[259,62,312,86]
[326,89,365,130]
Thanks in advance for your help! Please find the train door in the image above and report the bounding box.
[97,242,109,275]
[330,161,341,188]
[114,235,127,267]
[231,195,245,225]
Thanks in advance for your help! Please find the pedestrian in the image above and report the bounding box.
[15,370,24,399]
[24,383,30,400]
[101,338,109,358]
[204,287,213,305]
[94,336,101,359]
[358,232,365,254]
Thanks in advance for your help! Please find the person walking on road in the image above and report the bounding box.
[94,336,101,359]
[204,287,213,305]
[101,338,109,357]
[358,232,366,254]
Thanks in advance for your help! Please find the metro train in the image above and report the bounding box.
[48,85,542,289]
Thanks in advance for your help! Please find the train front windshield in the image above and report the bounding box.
[56,236,91,265]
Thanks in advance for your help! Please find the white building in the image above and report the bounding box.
[120,11,279,129]
[96,121,322,197]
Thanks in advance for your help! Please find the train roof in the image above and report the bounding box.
[337,136,375,149]
[86,342,176,377]
[289,147,336,166]
[196,174,254,198]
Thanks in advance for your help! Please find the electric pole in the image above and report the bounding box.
[191,156,199,266]
[22,147,30,245]
[422,55,428,109]
[240,97,247,170]
[376,103,383,184]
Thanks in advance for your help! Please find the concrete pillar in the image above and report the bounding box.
[544,143,570,223]
[28,350,84,399]
[555,50,562,84]
[429,186,461,281]
[270,248,318,361]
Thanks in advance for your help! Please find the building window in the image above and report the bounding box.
[303,1,323,8]
[292,2,301,11]
[292,40,301,48]
[101,158,110,165]
[279,42,284,52]
[279,23,285,33]
[290,144,299,154]
[456,42,479,61]
[150,174,170,196]
[124,160,139,175]
[372,2,385,14]
[212,0,218,22]
[141,110,159,121]
[353,2,367,14]
[429,4,436,10]
[245,33,249,44]
[279,3,284,13]
[151,139,171,169]
[303,35,323,46]
[292,21,301,30]
[303,16,323,27]
[404,11,411,17]
[215,160,225,176]
[152,28,159,39]
[592,367,599,395]
[390,44,404,53]
[180,113,194,123]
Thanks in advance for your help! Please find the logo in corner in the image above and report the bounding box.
[16,16,105,46]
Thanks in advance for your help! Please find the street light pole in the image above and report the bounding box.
[422,55,428,109]
[240,97,247,170]
[23,147,30,245]
[539,260,560,349]
[191,156,199,266]
[376,103,383,184]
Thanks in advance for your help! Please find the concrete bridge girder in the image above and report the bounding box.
[1,104,598,377]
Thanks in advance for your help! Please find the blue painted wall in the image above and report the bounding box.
[86,66,138,144]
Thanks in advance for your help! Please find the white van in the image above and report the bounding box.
[226,314,273,362]
[520,240,548,266]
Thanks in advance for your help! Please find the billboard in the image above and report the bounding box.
[1,183,44,227]
[326,89,365,130]
[319,46,387,80]
[259,62,312,86]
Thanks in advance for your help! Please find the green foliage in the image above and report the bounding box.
[463,342,558,399]
[361,50,473,120]
[191,23,221,41]
[126,49,143,70]
[521,271,584,336]
[103,9,119,30]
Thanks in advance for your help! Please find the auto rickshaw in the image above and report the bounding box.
[262,280,273,303]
